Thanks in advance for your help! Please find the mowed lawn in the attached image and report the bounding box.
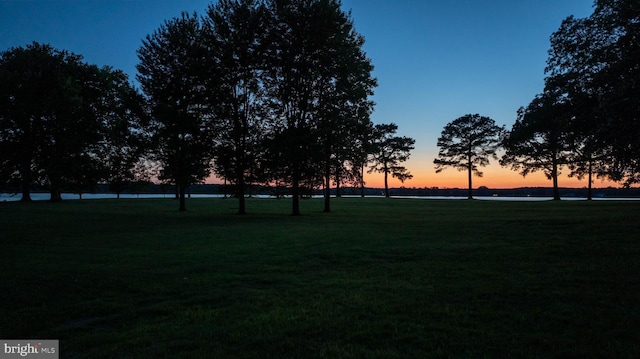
[1,197,639,358]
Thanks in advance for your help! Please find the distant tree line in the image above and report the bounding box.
[435,0,639,200]
[0,0,416,214]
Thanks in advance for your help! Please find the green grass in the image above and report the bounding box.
[1,198,639,358]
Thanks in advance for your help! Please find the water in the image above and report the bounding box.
[0,193,226,201]
[2,193,639,202]
[388,195,640,201]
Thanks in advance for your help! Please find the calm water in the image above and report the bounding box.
[2,193,639,202]
[0,193,226,201]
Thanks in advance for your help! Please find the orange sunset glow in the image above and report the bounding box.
[363,162,620,190]
[205,162,621,190]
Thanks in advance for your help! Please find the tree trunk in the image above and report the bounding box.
[587,160,593,201]
[335,166,341,198]
[19,161,33,201]
[50,181,62,202]
[237,166,246,215]
[237,183,246,214]
[360,164,365,198]
[384,166,390,198]
[291,185,301,216]
[178,184,186,211]
[323,151,331,213]
[291,164,301,216]
[467,159,473,200]
[324,164,331,213]
[552,159,561,201]
[20,180,31,202]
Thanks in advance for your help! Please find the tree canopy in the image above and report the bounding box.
[501,91,574,200]
[368,123,415,198]
[0,42,145,201]
[1,1,403,211]
[204,0,268,214]
[262,0,376,214]
[135,0,378,214]
[501,0,639,198]
[434,114,503,200]
[137,12,214,211]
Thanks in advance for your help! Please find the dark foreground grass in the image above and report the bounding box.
[1,198,639,358]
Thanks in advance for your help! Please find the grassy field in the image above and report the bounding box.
[1,197,639,358]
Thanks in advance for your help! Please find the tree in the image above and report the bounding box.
[97,69,150,199]
[0,43,130,201]
[325,106,374,201]
[368,123,415,198]
[0,44,43,200]
[545,0,640,186]
[264,0,375,215]
[545,15,613,200]
[355,120,376,197]
[591,0,640,185]
[434,114,503,200]
[501,91,573,200]
[311,1,376,212]
[204,0,268,215]
[263,0,319,215]
[137,12,213,211]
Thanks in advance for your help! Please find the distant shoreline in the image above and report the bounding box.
[2,188,640,202]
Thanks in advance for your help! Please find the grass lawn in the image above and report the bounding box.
[1,197,639,358]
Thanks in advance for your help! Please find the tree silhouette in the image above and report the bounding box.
[545,15,611,200]
[501,91,573,200]
[264,0,375,215]
[204,0,268,215]
[0,43,138,201]
[0,43,50,201]
[137,12,213,211]
[98,69,150,199]
[368,123,415,198]
[545,0,640,186]
[434,114,503,200]
[313,1,376,213]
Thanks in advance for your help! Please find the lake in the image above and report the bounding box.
[2,193,639,202]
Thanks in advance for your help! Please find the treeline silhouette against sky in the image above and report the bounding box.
[0,0,634,189]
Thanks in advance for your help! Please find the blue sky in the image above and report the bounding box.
[0,0,602,188]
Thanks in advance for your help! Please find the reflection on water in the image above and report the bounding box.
[2,193,639,202]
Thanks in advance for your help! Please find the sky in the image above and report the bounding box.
[0,0,615,189]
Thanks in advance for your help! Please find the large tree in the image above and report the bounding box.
[544,15,612,200]
[137,12,214,211]
[545,0,640,186]
[204,0,268,215]
[0,43,49,200]
[313,1,376,212]
[324,104,374,203]
[0,43,136,201]
[590,0,640,185]
[368,123,415,198]
[263,0,321,215]
[264,0,375,215]
[97,69,150,198]
[501,91,573,200]
[434,114,503,200]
